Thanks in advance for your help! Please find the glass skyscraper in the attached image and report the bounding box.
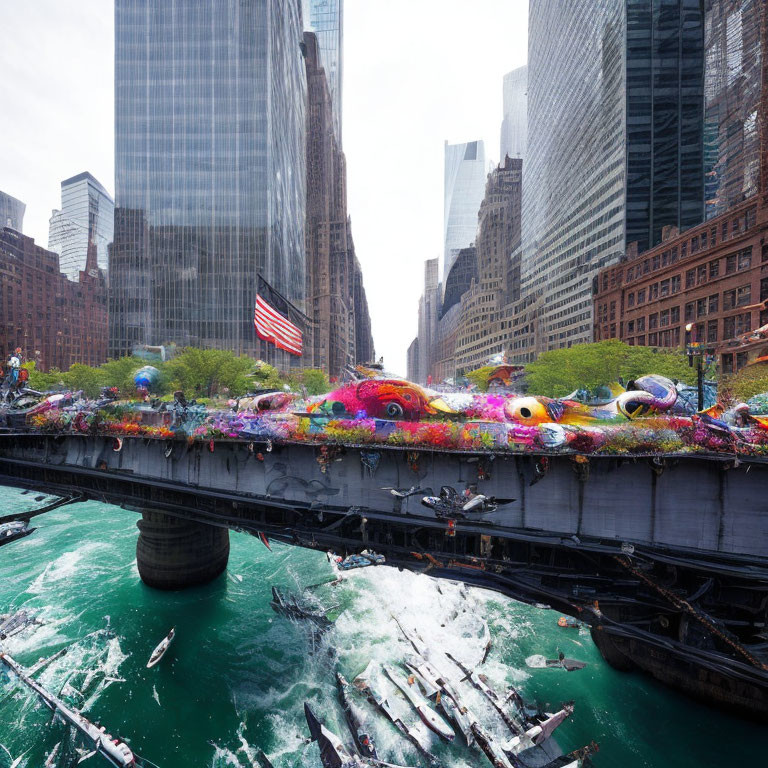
[500,66,527,161]
[110,0,307,359]
[443,140,487,278]
[48,172,114,282]
[0,191,25,232]
[307,0,343,144]
[521,0,704,351]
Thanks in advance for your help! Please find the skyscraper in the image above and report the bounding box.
[0,191,25,232]
[500,66,527,161]
[307,0,343,144]
[703,0,765,219]
[443,140,487,277]
[520,0,704,353]
[110,0,307,361]
[48,172,114,282]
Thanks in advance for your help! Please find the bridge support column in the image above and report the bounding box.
[136,509,229,590]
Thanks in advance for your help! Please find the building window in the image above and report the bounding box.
[637,288,646,304]
[637,334,646,346]
[627,292,635,308]
[761,277,768,302]
[710,227,717,246]
[671,275,681,293]
[697,265,706,284]
[681,241,687,258]
[685,302,695,321]
[648,332,658,346]
[637,316,646,332]
[708,294,719,313]
[649,283,659,300]
[660,279,670,297]
[722,353,733,374]
[671,306,680,324]
[649,313,658,330]
[709,259,719,279]
[723,289,736,310]
[672,327,680,346]
[707,319,718,343]
[738,248,752,270]
[696,298,707,318]
[660,309,670,327]
[691,235,699,253]
[627,320,635,334]
[736,352,748,370]
[685,269,695,288]
[627,266,634,281]
[726,254,737,273]
[722,221,728,241]
[736,285,751,306]
[701,230,707,249]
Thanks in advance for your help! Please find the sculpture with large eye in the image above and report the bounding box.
[385,402,404,418]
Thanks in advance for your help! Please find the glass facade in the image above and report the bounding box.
[307,0,343,144]
[0,191,25,232]
[48,172,114,282]
[500,66,527,161]
[703,0,763,219]
[522,0,704,351]
[443,140,487,278]
[110,0,307,359]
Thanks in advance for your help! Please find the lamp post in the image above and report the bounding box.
[685,323,704,411]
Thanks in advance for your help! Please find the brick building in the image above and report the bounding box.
[0,228,108,371]
[594,198,768,372]
[304,31,374,376]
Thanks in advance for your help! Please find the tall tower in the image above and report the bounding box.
[443,140,487,277]
[110,0,307,361]
[0,191,25,232]
[520,0,705,352]
[500,66,527,161]
[48,172,114,282]
[307,0,343,145]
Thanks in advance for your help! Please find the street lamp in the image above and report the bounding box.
[685,323,704,411]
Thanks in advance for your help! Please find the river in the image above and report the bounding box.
[0,486,765,767]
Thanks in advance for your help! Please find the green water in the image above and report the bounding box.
[0,485,765,767]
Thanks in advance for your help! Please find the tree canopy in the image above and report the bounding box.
[524,340,703,398]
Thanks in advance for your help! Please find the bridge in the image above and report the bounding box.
[1,432,767,720]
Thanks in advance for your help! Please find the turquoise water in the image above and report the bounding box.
[0,485,766,767]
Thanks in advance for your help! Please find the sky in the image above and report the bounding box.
[0,0,528,375]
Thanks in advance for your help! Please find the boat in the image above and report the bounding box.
[329,550,386,571]
[353,664,441,766]
[269,586,334,630]
[44,741,61,767]
[0,520,35,547]
[0,610,42,640]
[557,616,582,629]
[335,671,378,760]
[545,653,586,671]
[501,704,574,756]
[383,664,455,741]
[256,750,276,768]
[304,702,359,768]
[146,628,175,668]
[0,651,137,767]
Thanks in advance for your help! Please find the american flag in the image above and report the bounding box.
[254,294,303,356]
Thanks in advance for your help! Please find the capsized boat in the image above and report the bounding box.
[329,550,386,571]
[545,653,586,672]
[146,627,175,668]
[256,750,276,768]
[501,704,574,755]
[0,610,42,640]
[383,665,454,742]
[0,520,35,547]
[336,671,378,760]
[270,586,334,630]
[304,702,360,768]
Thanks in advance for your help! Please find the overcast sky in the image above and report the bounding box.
[0,0,527,375]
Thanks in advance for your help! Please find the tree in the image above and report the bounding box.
[465,366,495,392]
[729,362,768,402]
[65,363,108,398]
[525,340,698,398]
[286,368,330,395]
[164,348,255,398]
[99,356,157,396]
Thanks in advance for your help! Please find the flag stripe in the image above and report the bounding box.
[254,294,303,356]
[255,296,302,341]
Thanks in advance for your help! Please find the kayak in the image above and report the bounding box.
[146,628,175,668]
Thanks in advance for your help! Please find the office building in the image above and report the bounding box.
[110,0,307,363]
[443,140,487,277]
[500,66,527,161]
[0,192,25,232]
[48,172,114,282]
[519,0,705,355]
[0,229,107,370]
[307,0,343,144]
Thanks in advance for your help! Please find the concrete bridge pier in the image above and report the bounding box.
[136,509,230,590]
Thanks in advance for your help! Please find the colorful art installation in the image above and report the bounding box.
[8,372,768,458]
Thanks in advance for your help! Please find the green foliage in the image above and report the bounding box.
[22,361,67,392]
[65,363,108,398]
[164,348,254,398]
[465,366,495,393]
[250,361,285,391]
[525,340,699,398]
[728,363,768,402]
[99,356,152,395]
[286,368,330,396]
